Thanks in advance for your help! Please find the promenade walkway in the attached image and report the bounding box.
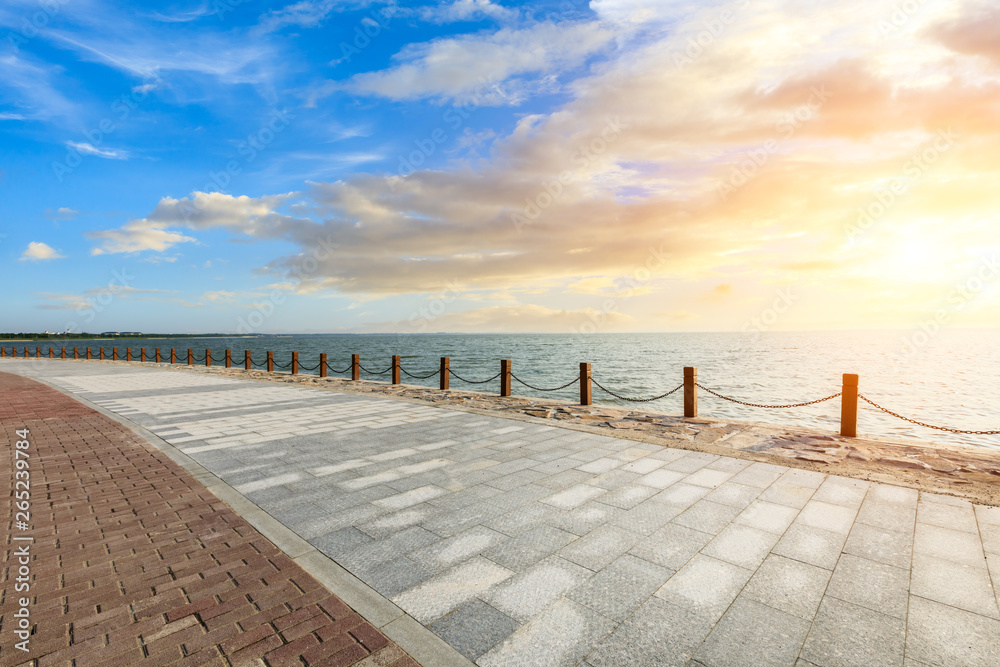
[0,369,419,666]
[3,357,1000,666]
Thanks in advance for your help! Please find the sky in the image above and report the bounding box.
[2,0,999,335]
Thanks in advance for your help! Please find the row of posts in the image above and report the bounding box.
[1,346,861,438]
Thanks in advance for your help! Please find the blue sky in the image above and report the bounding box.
[3,0,999,334]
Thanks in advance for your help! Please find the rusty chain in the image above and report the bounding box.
[402,367,441,379]
[859,394,1000,435]
[511,374,579,392]
[697,383,841,409]
[449,369,502,384]
[592,379,684,402]
[358,363,393,375]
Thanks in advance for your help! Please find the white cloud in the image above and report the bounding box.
[256,0,373,33]
[342,21,615,103]
[20,242,65,261]
[45,207,79,221]
[0,112,25,120]
[421,0,517,23]
[87,220,197,255]
[66,141,129,160]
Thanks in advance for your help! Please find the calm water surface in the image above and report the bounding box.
[15,330,1000,450]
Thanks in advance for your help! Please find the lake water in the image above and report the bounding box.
[9,330,1000,450]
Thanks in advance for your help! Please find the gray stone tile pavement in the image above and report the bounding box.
[7,358,1000,666]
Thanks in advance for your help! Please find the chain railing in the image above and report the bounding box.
[401,367,440,380]
[448,369,502,384]
[10,346,1000,440]
[697,383,842,409]
[592,379,683,403]
[859,394,1000,435]
[511,373,579,392]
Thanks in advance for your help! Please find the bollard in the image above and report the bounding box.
[580,363,592,405]
[205,349,211,367]
[155,348,161,363]
[126,348,132,362]
[36,347,41,358]
[684,367,698,418]
[49,347,54,359]
[0,346,4,357]
[244,350,251,370]
[86,347,91,360]
[392,355,401,384]
[187,349,193,365]
[11,347,16,358]
[99,347,104,360]
[113,348,118,361]
[170,348,177,364]
[267,351,274,373]
[225,349,231,368]
[62,347,67,359]
[501,359,512,397]
[24,346,29,356]
[292,351,298,375]
[74,347,79,360]
[440,357,450,390]
[841,374,859,437]
[351,354,360,381]
[320,353,327,378]
[141,348,146,363]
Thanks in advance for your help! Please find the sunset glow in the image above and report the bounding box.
[3,0,999,334]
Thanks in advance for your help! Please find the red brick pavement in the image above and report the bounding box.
[0,371,420,667]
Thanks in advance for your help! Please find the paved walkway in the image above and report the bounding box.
[4,358,1000,666]
[0,370,418,667]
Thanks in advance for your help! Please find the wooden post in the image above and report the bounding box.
[440,357,450,390]
[99,348,104,360]
[86,347,91,360]
[62,347,67,359]
[205,349,211,367]
[49,347,54,358]
[580,362,592,405]
[392,355,401,384]
[24,346,29,356]
[244,350,251,370]
[225,349,231,368]
[155,348,161,363]
[0,346,4,357]
[187,349,193,365]
[126,348,132,361]
[684,367,698,418]
[351,354,360,381]
[11,347,16,358]
[74,347,79,360]
[37,347,42,358]
[500,359,512,397]
[170,348,177,364]
[291,351,298,374]
[140,348,146,363]
[841,374,859,437]
[320,353,327,378]
[267,351,273,373]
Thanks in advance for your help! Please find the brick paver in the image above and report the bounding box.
[0,371,419,667]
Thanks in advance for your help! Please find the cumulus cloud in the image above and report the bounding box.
[20,242,65,261]
[86,220,197,255]
[421,0,517,23]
